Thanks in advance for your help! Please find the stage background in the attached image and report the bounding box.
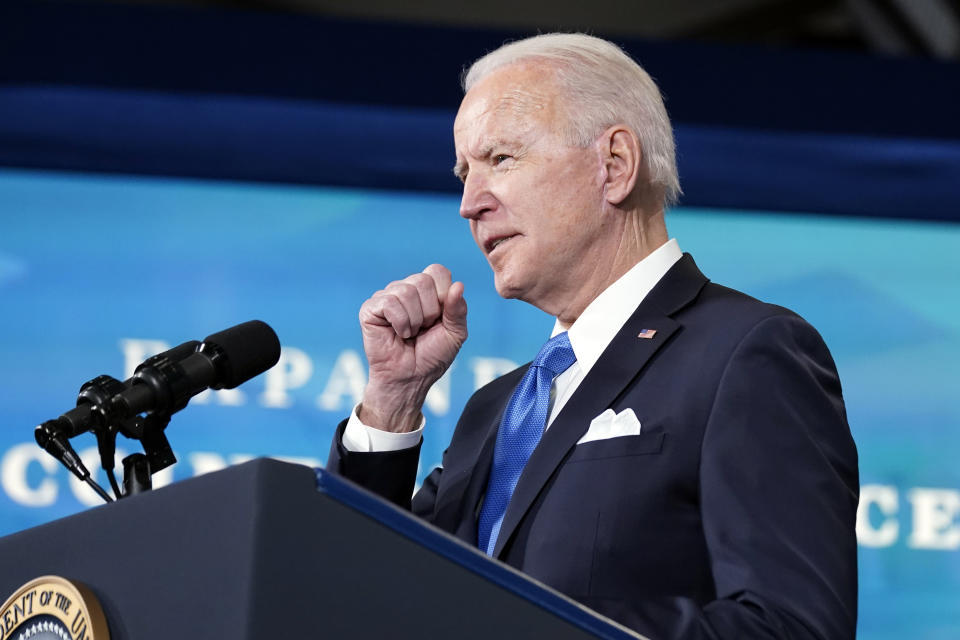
[1,2,958,638]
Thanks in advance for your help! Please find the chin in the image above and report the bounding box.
[491,270,526,301]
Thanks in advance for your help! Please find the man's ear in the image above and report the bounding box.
[600,125,642,206]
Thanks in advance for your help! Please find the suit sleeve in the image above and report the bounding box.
[671,313,859,639]
[326,419,423,509]
[326,419,447,521]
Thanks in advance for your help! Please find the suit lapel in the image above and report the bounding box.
[454,423,498,540]
[491,253,708,558]
[431,366,526,542]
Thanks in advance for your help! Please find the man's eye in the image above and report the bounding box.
[493,154,511,165]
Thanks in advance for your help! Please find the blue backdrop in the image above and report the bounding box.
[2,3,959,636]
[1,167,958,638]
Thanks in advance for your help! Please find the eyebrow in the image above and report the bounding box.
[452,138,521,181]
[452,161,467,182]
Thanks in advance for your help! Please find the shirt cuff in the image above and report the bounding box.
[341,403,425,452]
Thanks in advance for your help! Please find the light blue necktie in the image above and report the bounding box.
[477,331,577,555]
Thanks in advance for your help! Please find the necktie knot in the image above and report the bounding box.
[532,331,576,378]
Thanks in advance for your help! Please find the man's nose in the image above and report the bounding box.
[459,172,496,219]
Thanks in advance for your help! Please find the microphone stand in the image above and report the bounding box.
[78,375,127,499]
[122,453,152,495]
[36,374,179,503]
[33,320,280,504]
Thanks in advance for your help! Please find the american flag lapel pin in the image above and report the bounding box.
[637,328,657,339]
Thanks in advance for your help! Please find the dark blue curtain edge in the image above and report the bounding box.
[3,0,960,141]
[1,86,958,223]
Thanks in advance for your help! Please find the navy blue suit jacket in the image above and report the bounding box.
[328,254,859,640]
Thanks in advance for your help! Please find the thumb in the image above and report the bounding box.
[442,281,468,341]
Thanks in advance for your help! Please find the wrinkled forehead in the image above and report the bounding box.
[454,63,564,145]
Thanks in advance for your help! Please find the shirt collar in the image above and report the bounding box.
[551,238,683,376]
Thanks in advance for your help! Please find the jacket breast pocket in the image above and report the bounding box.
[566,432,665,463]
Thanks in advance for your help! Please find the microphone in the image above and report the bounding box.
[46,340,200,440]
[35,421,114,503]
[35,421,90,479]
[110,320,280,419]
[33,320,280,502]
[41,320,280,438]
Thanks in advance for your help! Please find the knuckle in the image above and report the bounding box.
[382,295,404,313]
[412,277,441,302]
[405,272,432,290]
[359,294,380,315]
[387,281,417,297]
[423,263,449,276]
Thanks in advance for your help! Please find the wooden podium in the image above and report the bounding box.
[0,459,644,639]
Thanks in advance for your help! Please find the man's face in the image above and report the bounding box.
[453,62,610,314]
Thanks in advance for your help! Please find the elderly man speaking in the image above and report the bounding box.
[327,33,859,640]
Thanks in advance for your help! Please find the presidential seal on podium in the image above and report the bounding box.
[0,576,109,640]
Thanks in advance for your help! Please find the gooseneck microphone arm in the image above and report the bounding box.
[33,320,281,503]
[35,421,114,503]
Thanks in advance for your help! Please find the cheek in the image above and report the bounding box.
[543,183,606,254]
[552,156,602,207]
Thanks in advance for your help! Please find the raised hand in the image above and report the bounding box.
[357,264,468,432]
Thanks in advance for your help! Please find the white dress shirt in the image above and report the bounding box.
[341,238,683,452]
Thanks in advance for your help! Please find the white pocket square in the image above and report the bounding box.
[576,408,642,445]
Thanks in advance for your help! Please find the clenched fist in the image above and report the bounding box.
[357,264,468,432]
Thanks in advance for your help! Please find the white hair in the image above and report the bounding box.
[463,33,681,207]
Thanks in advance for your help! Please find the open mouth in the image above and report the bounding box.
[485,234,517,254]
